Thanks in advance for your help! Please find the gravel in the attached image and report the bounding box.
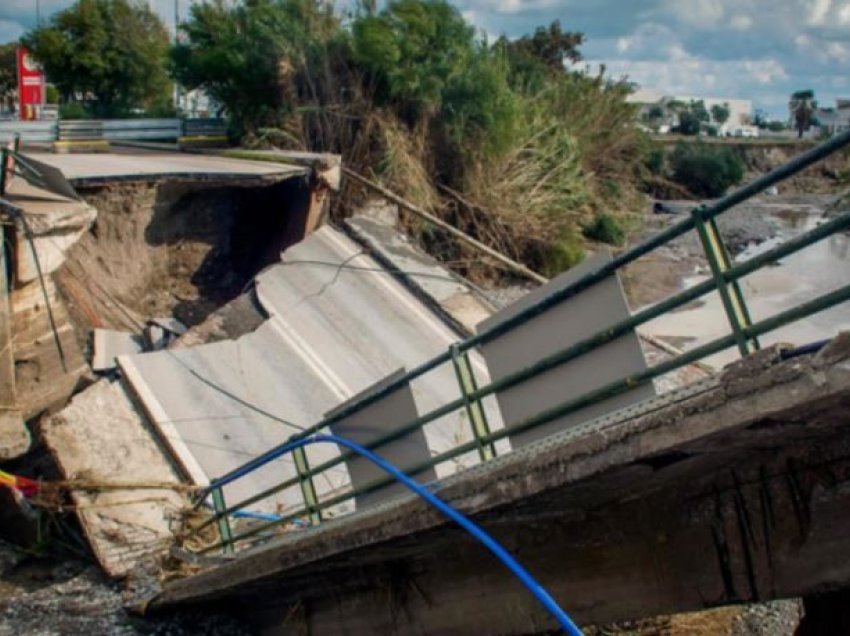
[0,544,252,636]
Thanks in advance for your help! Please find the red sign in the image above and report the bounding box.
[17,47,45,121]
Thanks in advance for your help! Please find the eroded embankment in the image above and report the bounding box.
[56,176,312,349]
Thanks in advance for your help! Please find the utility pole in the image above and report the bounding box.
[36,0,41,27]
[173,0,180,113]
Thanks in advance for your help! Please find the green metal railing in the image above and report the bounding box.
[187,129,850,554]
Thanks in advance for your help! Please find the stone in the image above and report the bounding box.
[0,411,30,461]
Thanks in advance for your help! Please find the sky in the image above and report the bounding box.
[1,0,848,118]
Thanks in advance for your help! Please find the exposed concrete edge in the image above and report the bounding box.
[152,334,850,608]
[117,355,210,487]
[66,169,309,189]
[342,218,479,338]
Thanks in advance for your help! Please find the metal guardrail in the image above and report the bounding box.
[186,129,850,555]
[183,118,227,138]
[58,120,104,141]
[0,117,225,143]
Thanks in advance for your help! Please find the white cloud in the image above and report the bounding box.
[805,0,832,25]
[729,15,753,31]
[826,41,850,62]
[664,0,726,27]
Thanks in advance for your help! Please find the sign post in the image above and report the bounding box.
[17,47,45,121]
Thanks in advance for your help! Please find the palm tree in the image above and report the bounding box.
[789,90,817,139]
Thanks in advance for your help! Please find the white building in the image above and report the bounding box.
[815,99,850,136]
[627,88,753,135]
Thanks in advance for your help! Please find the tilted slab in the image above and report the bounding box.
[150,335,850,633]
[118,225,504,516]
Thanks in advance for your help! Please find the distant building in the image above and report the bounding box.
[627,88,753,135]
[815,99,850,136]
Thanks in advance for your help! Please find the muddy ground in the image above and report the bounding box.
[620,194,841,310]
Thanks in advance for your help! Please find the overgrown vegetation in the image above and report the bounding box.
[669,142,744,198]
[5,0,655,277]
[167,0,648,277]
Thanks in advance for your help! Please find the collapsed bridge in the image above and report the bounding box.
[2,132,850,634]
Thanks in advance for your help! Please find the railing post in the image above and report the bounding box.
[293,447,323,526]
[210,486,234,554]
[691,206,759,357]
[451,344,496,462]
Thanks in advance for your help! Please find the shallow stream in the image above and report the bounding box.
[644,201,850,367]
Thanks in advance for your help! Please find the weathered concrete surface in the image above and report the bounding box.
[345,213,494,335]
[42,379,188,578]
[1,180,97,283]
[151,334,850,634]
[26,152,307,186]
[0,411,30,460]
[10,276,89,420]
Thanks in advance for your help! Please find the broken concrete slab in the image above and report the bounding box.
[0,410,30,461]
[150,333,850,632]
[0,181,97,284]
[345,214,494,334]
[42,379,188,578]
[149,318,187,337]
[92,329,144,373]
[117,225,505,516]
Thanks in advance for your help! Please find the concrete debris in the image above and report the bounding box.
[117,225,504,514]
[41,379,188,578]
[0,180,97,285]
[149,317,187,337]
[92,329,144,373]
[0,411,30,461]
[478,250,655,447]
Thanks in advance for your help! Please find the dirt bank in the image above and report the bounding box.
[56,177,312,350]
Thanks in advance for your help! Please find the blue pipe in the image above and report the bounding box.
[209,433,583,635]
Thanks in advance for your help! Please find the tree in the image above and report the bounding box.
[352,0,475,120]
[710,102,730,126]
[0,42,16,114]
[789,89,817,139]
[172,0,339,135]
[23,0,171,117]
[497,20,584,92]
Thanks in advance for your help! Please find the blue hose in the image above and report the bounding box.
[209,433,582,635]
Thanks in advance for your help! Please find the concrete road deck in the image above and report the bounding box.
[26,151,307,185]
[151,334,850,634]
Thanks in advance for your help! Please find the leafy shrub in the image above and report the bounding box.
[645,147,665,175]
[582,213,625,246]
[59,102,90,119]
[670,142,744,198]
[541,235,585,277]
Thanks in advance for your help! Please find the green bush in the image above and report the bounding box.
[670,142,744,198]
[644,147,665,175]
[582,213,625,246]
[59,102,90,119]
[541,235,585,276]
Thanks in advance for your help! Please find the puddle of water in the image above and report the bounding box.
[644,205,850,367]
